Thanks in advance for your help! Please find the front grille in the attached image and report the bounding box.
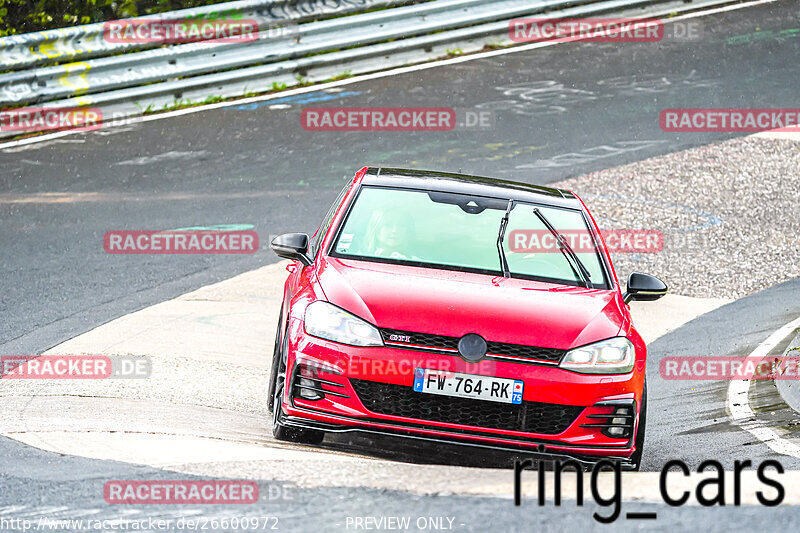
[380,328,565,363]
[381,328,459,350]
[351,379,582,435]
[486,341,565,361]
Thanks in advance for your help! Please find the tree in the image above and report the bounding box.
[0,0,229,36]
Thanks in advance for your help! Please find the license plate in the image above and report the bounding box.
[413,368,523,404]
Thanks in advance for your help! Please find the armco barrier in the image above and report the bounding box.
[0,0,743,137]
[1,0,584,106]
[0,0,413,71]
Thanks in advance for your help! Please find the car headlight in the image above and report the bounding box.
[304,301,384,347]
[559,337,635,374]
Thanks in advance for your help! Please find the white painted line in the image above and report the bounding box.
[0,0,779,151]
[728,315,800,458]
[656,0,778,23]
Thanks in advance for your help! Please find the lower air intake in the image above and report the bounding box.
[350,379,582,435]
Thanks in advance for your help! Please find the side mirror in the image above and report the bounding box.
[623,272,668,304]
[270,233,312,266]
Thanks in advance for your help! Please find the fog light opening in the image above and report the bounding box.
[294,363,325,401]
[603,405,634,438]
[580,401,635,439]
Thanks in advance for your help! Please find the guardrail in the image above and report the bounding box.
[0,0,741,138]
[2,0,587,106]
[0,0,415,71]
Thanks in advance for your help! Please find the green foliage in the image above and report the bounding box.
[0,0,233,36]
[328,70,352,81]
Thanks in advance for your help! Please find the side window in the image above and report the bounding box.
[309,183,350,258]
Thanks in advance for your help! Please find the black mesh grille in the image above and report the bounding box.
[486,341,564,362]
[380,328,565,362]
[350,379,582,435]
[381,328,459,350]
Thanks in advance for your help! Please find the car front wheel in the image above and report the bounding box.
[269,309,325,445]
[628,381,647,471]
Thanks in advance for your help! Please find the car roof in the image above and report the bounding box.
[362,167,582,209]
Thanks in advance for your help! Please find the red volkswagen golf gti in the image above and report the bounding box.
[268,167,666,470]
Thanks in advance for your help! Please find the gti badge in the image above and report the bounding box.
[389,334,411,342]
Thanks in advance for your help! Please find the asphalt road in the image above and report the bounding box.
[2,279,800,531]
[644,276,800,470]
[5,443,800,533]
[4,268,800,532]
[1,0,799,530]
[1,0,799,356]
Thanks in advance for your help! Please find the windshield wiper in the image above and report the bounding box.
[532,207,592,288]
[496,200,515,277]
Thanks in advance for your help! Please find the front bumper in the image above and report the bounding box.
[281,319,643,462]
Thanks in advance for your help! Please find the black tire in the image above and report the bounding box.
[269,306,325,445]
[628,381,647,471]
[266,305,284,414]
[272,388,325,444]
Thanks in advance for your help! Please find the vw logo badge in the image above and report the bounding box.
[458,333,487,363]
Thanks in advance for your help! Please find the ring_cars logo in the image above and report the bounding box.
[389,334,411,342]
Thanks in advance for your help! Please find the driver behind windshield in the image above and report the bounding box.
[362,208,418,260]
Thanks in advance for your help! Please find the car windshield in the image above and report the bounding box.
[331,186,608,288]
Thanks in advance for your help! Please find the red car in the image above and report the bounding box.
[268,167,667,470]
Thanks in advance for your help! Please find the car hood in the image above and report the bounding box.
[316,257,625,350]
